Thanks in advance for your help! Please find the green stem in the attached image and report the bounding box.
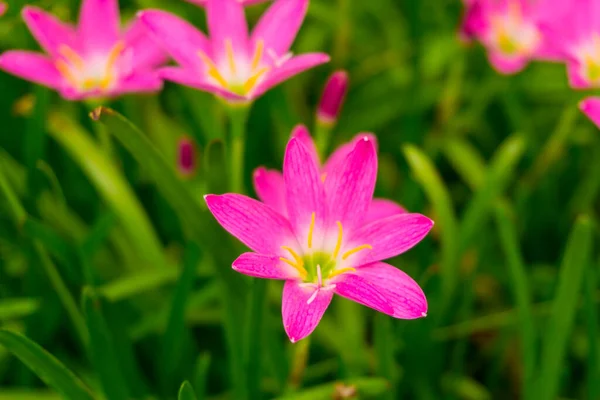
[227,106,250,193]
[245,279,267,400]
[287,336,311,391]
[314,122,333,160]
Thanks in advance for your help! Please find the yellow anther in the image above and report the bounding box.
[281,246,303,265]
[225,39,237,75]
[198,50,228,88]
[342,244,373,260]
[58,45,85,70]
[55,59,78,88]
[243,67,269,93]
[308,212,315,249]
[332,221,343,259]
[279,257,307,278]
[105,41,125,75]
[321,173,327,183]
[251,40,265,71]
[328,267,356,279]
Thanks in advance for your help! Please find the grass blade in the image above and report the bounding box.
[584,266,599,400]
[193,353,210,400]
[0,330,95,400]
[178,381,198,400]
[0,299,40,321]
[274,377,389,400]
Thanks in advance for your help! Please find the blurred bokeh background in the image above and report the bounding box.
[0,0,598,399]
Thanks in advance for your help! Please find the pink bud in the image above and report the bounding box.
[178,137,197,177]
[317,70,349,125]
[0,2,7,17]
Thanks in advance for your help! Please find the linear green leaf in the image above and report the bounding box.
[178,381,198,400]
[0,299,40,321]
[0,330,95,400]
[584,266,600,400]
[274,377,389,400]
[193,353,210,400]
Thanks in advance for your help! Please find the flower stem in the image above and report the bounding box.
[315,121,333,159]
[227,106,250,193]
[287,335,311,390]
[245,279,267,399]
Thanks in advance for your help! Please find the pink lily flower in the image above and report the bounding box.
[460,0,563,74]
[254,125,408,223]
[139,0,330,103]
[580,97,600,128]
[317,71,349,126]
[186,0,269,6]
[206,135,432,342]
[0,0,166,100]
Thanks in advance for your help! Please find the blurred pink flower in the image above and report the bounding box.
[317,70,349,125]
[0,2,7,17]
[460,0,564,74]
[206,135,431,342]
[139,0,329,103]
[254,125,407,222]
[186,0,268,6]
[580,97,600,128]
[0,0,166,100]
[177,136,197,177]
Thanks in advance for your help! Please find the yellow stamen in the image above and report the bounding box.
[342,244,373,260]
[328,267,356,279]
[321,173,327,183]
[281,246,303,265]
[307,212,315,249]
[279,257,307,278]
[105,41,125,75]
[58,45,85,70]
[251,40,264,71]
[243,67,269,93]
[332,221,343,259]
[198,50,228,88]
[225,39,237,75]
[55,59,78,88]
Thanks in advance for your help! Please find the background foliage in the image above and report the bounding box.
[0,0,598,399]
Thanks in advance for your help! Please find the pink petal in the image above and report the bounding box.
[290,124,319,166]
[566,62,591,89]
[206,0,249,59]
[348,213,434,264]
[251,0,308,57]
[78,0,120,52]
[365,199,407,223]
[233,252,300,280]
[187,0,269,6]
[22,6,78,57]
[322,133,378,176]
[488,51,529,75]
[0,3,6,17]
[284,138,327,244]
[580,96,600,128]
[332,274,394,315]
[253,167,287,216]
[122,19,168,70]
[205,194,298,255]
[138,10,211,70]
[352,262,427,319]
[252,53,330,98]
[282,280,333,342]
[0,51,62,90]
[159,67,245,102]
[324,135,377,231]
[114,72,163,94]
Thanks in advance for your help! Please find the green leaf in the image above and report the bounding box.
[0,330,95,400]
[442,138,486,190]
[0,298,40,321]
[274,377,389,400]
[193,353,210,400]
[204,139,228,195]
[178,381,198,400]
[584,267,600,400]
[82,287,130,400]
[538,215,594,400]
[47,111,166,271]
[98,269,179,302]
[0,390,62,400]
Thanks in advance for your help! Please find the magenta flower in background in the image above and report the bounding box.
[460,0,563,74]
[0,0,166,100]
[139,0,330,103]
[186,0,269,6]
[580,97,600,128]
[177,136,197,177]
[206,135,432,342]
[317,70,349,126]
[254,125,407,223]
[0,2,7,17]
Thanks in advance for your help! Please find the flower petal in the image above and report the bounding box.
[332,273,394,315]
[322,133,378,176]
[205,193,298,255]
[233,252,300,280]
[324,135,377,231]
[0,51,62,90]
[580,96,600,128]
[115,72,163,94]
[283,137,327,246]
[282,280,333,342]
[251,0,308,57]
[206,0,249,59]
[78,0,120,52]
[122,19,168,70]
[366,199,407,223]
[138,10,211,70]
[22,6,78,57]
[252,53,330,99]
[290,124,320,166]
[348,213,434,264]
[159,67,245,102]
[566,62,591,89]
[352,262,427,319]
[253,167,287,215]
[488,51,529,75]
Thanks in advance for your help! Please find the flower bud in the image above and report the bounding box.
[177,136,197,177]
[580,97,600,129]
[317,70,349,126]
[0,2,7,16]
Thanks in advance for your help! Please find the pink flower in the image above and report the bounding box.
[186,0,268,6]
[317,71,349,125]
[0,0,166,100]
[139,0,330,103]
[206,135,432,342]
[580,97,600,128]
[541,0,600,88]
[178,136,197,177]
[0,2,7,17]
[254,125,408,222]
[460,0,563,74]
